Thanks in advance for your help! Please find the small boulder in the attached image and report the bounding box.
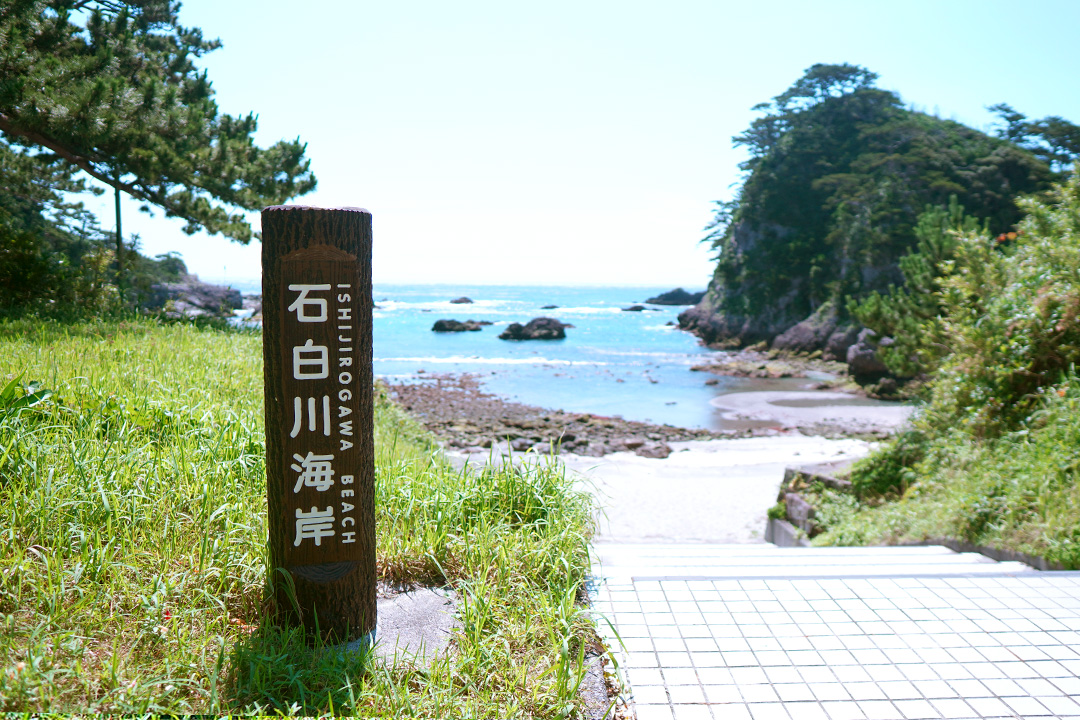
[499,317,567,340]
[636,442,672,459]
[449,296,473,304]
[541,304,559,309]
[621,305,646,312]
[432,319,482,332]
[772,316,837,353]
[846,329,890,379]
[645,288,706,305]
[824,325,861,361]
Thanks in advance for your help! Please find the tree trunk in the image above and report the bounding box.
[114,182,123,301]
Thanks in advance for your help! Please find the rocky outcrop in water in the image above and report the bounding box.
[449,296,473,304]
[645,288,706,305]
[432,319,485,332]
[498,317,567,340]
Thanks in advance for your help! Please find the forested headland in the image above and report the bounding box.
[705,64,1080,564]
[681,64,1077,357]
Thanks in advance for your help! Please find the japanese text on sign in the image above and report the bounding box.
[279,270,361,564]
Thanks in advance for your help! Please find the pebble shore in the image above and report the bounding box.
[384,373,770,459]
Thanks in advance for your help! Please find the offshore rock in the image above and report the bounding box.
[147,277,242,318]
[449,296,473,304]
[621,305,646,312]
[432,319,483,332]
[499,317,567,340]
[645,288,706,305]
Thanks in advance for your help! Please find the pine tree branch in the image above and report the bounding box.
[0,113,138,196]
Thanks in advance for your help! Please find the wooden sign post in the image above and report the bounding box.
[261,206,375,643]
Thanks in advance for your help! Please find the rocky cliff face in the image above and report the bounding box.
[678,285,805,348]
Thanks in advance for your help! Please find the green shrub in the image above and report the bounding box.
[923,169,1080,436]
[848,430,927,499]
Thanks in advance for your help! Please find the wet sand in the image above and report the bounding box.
[710,390,913,436]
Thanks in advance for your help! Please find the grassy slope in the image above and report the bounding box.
[813,375,1080,568]
[0,318,600,716]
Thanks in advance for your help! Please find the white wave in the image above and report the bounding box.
[596,349,703,361]
[374,355,607,366]
[374,300,634,316]
[375,299,507,314]
[544,306,624,315]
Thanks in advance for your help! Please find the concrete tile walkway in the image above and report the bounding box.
[591,544,1080,720]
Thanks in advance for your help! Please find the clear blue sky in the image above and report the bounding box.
[79,0,1080,288]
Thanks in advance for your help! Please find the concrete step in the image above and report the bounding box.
[592,543,1037,579]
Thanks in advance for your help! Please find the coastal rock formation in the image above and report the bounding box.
[432,319,483,332]
[645,288,706,305]
[846,329,890,379]
[771,303,838,353]
[823,325,860,361]
[499,317,567,340]
[146,278,242,318]
[677,273,805,348]
[449,296,473,304]
[541,304,559,309]
[621,305,646,312]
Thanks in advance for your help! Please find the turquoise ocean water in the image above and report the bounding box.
[369,284,774,430]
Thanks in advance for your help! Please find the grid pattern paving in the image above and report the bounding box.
[592,545,1080,720]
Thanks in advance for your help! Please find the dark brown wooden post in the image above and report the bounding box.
[261,206,375,643]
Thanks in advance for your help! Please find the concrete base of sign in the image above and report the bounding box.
[340,586,459,664]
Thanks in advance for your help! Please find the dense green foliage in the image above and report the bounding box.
[1,0,315,241]
[0,1,315,311]
[819,172,1080,563]
[0,320,600,715]
[702,64,1056,341]
[920,172,1080,435]
[848,198,984,377]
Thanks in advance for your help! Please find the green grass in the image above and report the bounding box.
[0,317,602,716]
[813,373,1080,567]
